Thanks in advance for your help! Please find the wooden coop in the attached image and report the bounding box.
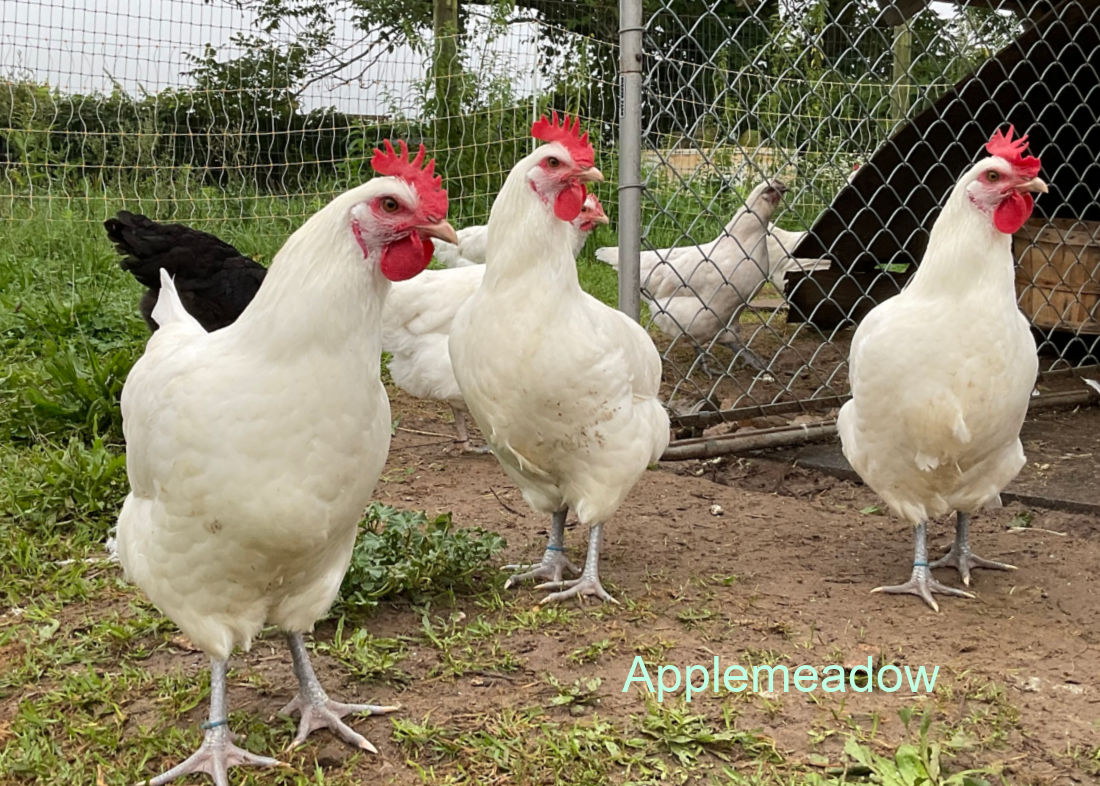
[786,0,1100,338]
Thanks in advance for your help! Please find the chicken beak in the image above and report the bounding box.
[593,212,610,226]
[417,220,459,245]
[1017,177,1048,194]
[577,167,604,184]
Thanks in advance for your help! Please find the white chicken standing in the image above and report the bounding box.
[116,142,457,784]
[595,179,786,375]
[837,126,1046,611]
[449,113,670,604]
[382,194,609,452]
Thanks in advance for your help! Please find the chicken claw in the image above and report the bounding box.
[871,565,975,613]
[503,550,581,588]
[143,659,284,786]
[535,523,619,605]
[452,407,492,454]
[144,727,284,786]
[281,633,398,753]
[537,576,620,605]
[871,521,975,612]
[503,510,579,589]
[929,512,1017,586]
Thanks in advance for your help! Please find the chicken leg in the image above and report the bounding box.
[536,523,620,605]
[145,659,283,786]
[871,521,975,612]
[503,509,580,588]
[717,335,774,380]
[929,512,1016,586]
[280,633,399,753]
[451,406,490,454]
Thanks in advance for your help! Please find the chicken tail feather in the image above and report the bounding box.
[594,247,619,269]
[152,268,196,330]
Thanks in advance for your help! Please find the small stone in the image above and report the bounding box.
[709,504,724,516]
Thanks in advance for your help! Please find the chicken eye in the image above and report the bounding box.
[546,157,561,169]
[381,197,400,213]
[986,170,1001,182]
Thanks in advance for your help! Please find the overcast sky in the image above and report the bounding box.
[1,0,547,115]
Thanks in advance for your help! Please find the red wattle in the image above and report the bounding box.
[993,192,1033,234]
[380,234,433,281]
[553,183,586,222]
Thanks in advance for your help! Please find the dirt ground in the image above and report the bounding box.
[109,391,1100,785]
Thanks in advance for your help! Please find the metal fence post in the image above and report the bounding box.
[617,0,643,322]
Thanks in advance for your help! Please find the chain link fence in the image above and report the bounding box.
[622,0,1100,447]
[3,0,1099,450]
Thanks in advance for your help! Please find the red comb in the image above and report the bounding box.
[370,140,448,217]
[984,126,1041,178]
[531,112,595,169]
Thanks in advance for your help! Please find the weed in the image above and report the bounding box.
[841,707,1006,786]
[638,696,781,766]
[338,503,506,610]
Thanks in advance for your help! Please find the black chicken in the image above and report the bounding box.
[105,211,267,332]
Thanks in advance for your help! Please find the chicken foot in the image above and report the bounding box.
[503,509,580,588]
[536,523,620,605]
[280,632,398,753]
[717,336,774,380]
[871,521,975,612]
[929,512,1016,586]
[143,659,283,786]
[452,406,491,454]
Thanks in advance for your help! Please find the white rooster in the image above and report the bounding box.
[595,179,786,375]
[837,126,1046,611]
[115,141,457,784]
[449,113,670,604]
[382,194,609,452]
[434,193,607,267]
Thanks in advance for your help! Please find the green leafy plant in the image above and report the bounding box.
[338,502,505,609]
[20,341,138,444]
[842,707,1003,786]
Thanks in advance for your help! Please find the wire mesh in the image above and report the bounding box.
[3,0,1099,444]
[0,0,616,243]
[630,0,1100,438]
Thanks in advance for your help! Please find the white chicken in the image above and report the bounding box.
[449,113,670,604]
[837,126,1045,611]
[382,194,609,452]
[434,193,608,267]
[595,179,786,375]
[115,141,457,784]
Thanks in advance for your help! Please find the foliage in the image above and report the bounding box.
[842,707,1004,786]
[338,503,506,609]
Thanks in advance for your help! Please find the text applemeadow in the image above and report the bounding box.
[622,656,939,702]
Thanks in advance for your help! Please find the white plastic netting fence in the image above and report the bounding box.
[0,0,614,237]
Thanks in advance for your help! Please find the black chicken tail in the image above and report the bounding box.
[104,211,248,290]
